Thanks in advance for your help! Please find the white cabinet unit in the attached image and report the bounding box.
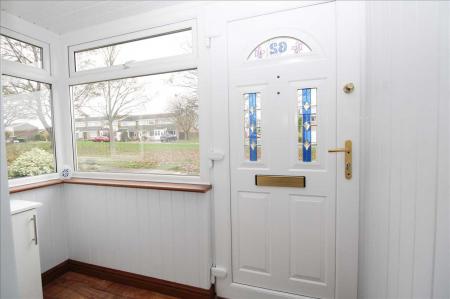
[11,200,43,299]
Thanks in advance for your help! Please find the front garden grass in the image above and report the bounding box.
[7,140,201,176]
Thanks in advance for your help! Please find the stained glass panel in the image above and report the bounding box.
[248,36,311,61]
[244,93,261,161]
[298,88,317,162]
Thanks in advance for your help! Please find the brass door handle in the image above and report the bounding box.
[328,140,352,179]
[328,148,348,153]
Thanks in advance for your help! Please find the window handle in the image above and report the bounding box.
[328,140,352,179]
[208,151,224,168]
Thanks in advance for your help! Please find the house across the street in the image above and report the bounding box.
[74,113,197,142]
[5,123,40,141]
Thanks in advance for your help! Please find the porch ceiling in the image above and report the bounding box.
[0,1,183,35]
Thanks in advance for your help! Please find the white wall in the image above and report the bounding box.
[9,186,68,273]
[64,184,212,289]
[359,2,449,299]
[11,184,212,290]
[433,3,450,298]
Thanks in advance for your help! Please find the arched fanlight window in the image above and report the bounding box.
[248,36,311,61]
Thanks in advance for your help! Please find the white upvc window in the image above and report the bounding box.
[1,27,58,184]
[68,20,197,83]
[1,28,52,81]
[68,20,207,182]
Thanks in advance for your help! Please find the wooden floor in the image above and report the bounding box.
[43,272,179,299]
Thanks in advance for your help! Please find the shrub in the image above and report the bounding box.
[33,131,46,141]
[6,141,52,164]
[8,148,54,178]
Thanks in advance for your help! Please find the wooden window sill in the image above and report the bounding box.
[9,179,64,194]
[9,178,211,194]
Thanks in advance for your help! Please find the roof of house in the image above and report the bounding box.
[9,123,40,132]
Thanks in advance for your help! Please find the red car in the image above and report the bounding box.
[92,136,110,142]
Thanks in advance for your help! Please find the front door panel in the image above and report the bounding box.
[228,3,336,298]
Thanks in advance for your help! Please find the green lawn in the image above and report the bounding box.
[76,140,198,156]
[5,140,200,176]
[76,140,200,175]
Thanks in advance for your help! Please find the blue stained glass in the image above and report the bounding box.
[302,89,312,162]
[249,93,258,161]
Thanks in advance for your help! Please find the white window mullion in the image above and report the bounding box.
[1,61,54,84]
[68,56,197,86]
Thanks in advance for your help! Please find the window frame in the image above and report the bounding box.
[67,20,209,184]
[1,27,52,80]
[68,20,197,83]
[1,27,59,186]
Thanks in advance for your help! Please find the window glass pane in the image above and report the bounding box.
[71,69,199,176]
[75,29,192,72]
[298,88,317,162]
[0,35,43,68]
[2,75,55,178]
[248,36,311,61]
[244,92,261,161]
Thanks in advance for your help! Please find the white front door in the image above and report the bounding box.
[228,3,337,298]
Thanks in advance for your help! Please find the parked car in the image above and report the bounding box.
[7,137,26,143]
[92,136,110,142]
[160,133,177,142]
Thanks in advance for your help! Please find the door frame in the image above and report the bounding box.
[208,2,364,298]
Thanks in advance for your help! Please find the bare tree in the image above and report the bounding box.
[2,92,30,127]
[72,46,148,151]
[167,70,198,140]
[170,95,198,140]
[2,77,53,137]
[71,83,96,113]
[1,35,41,66]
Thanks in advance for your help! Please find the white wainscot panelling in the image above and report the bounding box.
[9,185,69,273]
[64,184,212,289]
[359,2,447,299]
